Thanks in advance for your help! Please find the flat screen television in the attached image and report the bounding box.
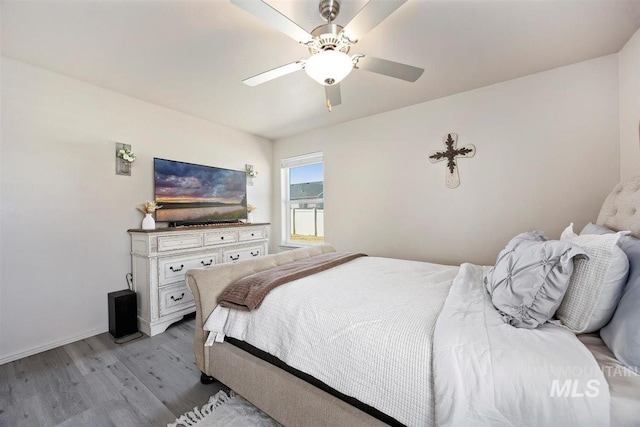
[154,158,247,226]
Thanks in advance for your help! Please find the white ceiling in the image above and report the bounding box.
[3,0,640,140]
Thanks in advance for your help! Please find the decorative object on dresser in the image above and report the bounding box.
[138,200,162,230]
[429,133,475,189]
[247,204,256,223]
[142,215,154,230]
[115,142,135,176]
[129,222,269,336]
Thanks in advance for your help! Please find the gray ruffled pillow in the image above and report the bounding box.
[485,231,588,328]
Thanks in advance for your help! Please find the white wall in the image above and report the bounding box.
[272,55,620,266]
[619,27,640,181]
[0,57,272,364]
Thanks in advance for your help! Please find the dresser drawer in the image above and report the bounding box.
[157,233,203,252]
[238,228,266,242]
[158,252,218,285]
[223,246,263,263]
[159,283,194,316]
[204,230,238,246]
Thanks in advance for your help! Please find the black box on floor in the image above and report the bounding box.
[108,289,138,338]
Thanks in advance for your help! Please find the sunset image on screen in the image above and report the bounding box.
[154,158,247,223]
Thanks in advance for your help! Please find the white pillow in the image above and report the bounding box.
[556,223,629,333]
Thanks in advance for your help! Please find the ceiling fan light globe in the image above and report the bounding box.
[304,50,353,86]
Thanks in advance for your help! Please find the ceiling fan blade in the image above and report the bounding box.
[325,84,342,111]
[230,0,313,44]
[243,61,305,86]
[341,0,407,43]
[356,55,423,82]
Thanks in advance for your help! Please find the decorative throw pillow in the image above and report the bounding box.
[556,223,629,333]
[581,223,640,372]
[485,231,588,329]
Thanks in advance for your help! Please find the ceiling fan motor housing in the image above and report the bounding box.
[319,0,340,22]
[308,24,351,55]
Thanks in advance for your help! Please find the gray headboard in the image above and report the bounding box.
[597,175,640,238]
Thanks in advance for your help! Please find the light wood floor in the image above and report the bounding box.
[0,315,224,427]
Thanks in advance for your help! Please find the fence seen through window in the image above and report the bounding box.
[288,162,323,244]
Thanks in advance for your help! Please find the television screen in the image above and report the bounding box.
[154,158,247,225]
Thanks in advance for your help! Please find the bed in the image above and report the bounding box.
[185,177,640,427]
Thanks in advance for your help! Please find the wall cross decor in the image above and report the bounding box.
[429,133,475,189]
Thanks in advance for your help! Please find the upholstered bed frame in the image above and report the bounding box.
[597,175,640,238]
[185,176,640,427]
[186,244,387,426]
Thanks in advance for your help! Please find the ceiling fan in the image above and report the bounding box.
[231,0,424,111]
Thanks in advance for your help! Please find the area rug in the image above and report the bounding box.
[168,390,282,427]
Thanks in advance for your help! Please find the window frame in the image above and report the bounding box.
[280,152,324,248]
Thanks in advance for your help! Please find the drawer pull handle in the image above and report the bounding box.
[170,264,185,272]
[220,236,224,240]
[201,259,213,267]
[229,254,240,261]
[251,233,255,236]
[250,251,260,257]
[170,293,185,302]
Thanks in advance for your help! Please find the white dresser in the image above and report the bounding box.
[129,223,270,336]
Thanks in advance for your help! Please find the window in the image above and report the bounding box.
[281,152,324,247]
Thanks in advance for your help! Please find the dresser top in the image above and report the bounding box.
[128,222,270,233]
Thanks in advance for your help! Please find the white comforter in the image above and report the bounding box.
[206,256,458,426]
[204,258,610,426]
[434,263,610,426]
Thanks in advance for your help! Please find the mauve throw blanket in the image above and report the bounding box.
[218,252,367,311]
